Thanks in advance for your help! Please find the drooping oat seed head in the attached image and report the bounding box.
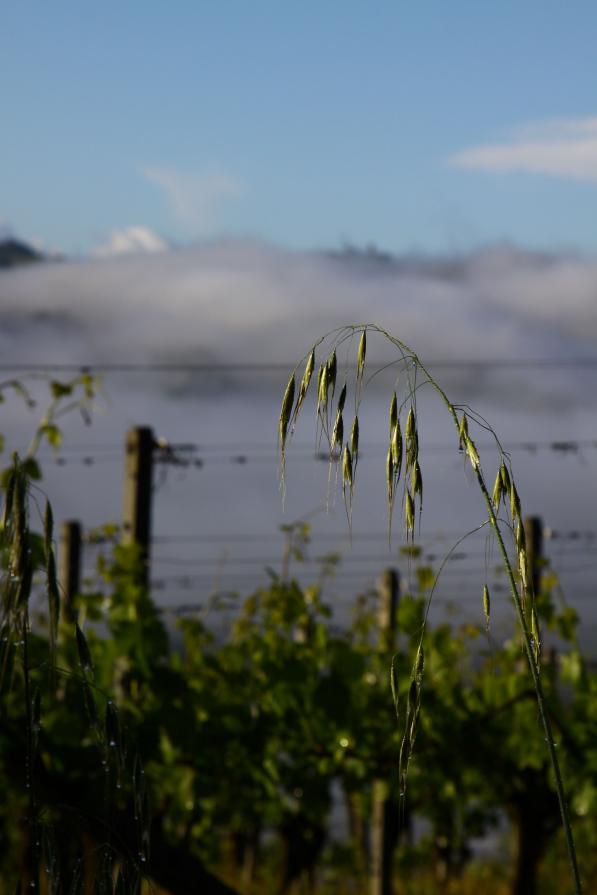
[391,421,403,481]
[458,412,469,450]
[386,448,394,503]
[350,416,359,461]
[279,372,295,453]
[317,363,329,415]
[337,381,347,414]
[500,462,511,493]
[292,349,315,424]
[483,585,491,630]
[405,406,415,440]
[342,444,353,489]
[510,482,521,521]
[411,459,423,508]
[404,489,415,537]
[491,468,503,510]
[357,330,366,379]
[327,350,337,398]
[331,410,344,451]
[464,434,480,470]
[389,392,398,433]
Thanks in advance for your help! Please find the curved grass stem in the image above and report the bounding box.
[282,323,583,895]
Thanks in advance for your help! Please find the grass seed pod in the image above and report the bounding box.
[491,469,503,510]
[500,462,511,492]
[327,350,337,398]
[318,363,329,413]
[391,421,403,480]
[337,381,347,414]
[279,373,295,449]
[331,411,344,450]
[350,416,359,460]
[411,459,423,505]
[389,393,398,432]
[357,330,366,378]
[386,449,394,502]
[510,483,521,521]
[458,412,468,449]
[406,406,415,439]
[293,349,315,423]
[405,489,415,534]
[465,434,480,470]
[483,585,491,630]
[342,444,353,488]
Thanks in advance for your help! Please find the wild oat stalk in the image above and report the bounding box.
[278,323,583,895]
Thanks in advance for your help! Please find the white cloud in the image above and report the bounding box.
[449,116,597,181]
[142,166,242,232]
[92,226,169,257]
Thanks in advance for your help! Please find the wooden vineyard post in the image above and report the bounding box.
[370,567,400,895]
[122,426,154,587]
[58,520,81,622]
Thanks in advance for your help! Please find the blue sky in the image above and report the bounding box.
[3,2,597,255]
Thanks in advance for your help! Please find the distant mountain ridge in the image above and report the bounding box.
[0,238,43,269]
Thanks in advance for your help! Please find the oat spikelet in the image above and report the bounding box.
[404,489,415,537]
[386,449,395,507]
[327,350,337,398]
[331,410,344,451]
[391,421,403,481]
[411,459,423,508]
[405,406,419,471]
[405,406,415,440]
[483,585,491,630]
[357,330,366,379]
[491,468,503,510]
[500,462,511,493]
[464,434,480,470]
[458,412,468,449]
[389,393,398,432]
[317,364,329,414]
[292,349,315,424]
[510,482,521,521]
[342,444,353,489]
[350,416,359,461]
[337,381,347,414]
[279,373,295,452]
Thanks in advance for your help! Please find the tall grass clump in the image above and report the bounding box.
[278,324,583,895]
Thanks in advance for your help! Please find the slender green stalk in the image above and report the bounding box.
[281,323,583,894]
[384,328,583,895]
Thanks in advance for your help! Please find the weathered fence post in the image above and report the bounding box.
[58,520,81,621]
[122,426,154,586]
[370,567,400,895]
